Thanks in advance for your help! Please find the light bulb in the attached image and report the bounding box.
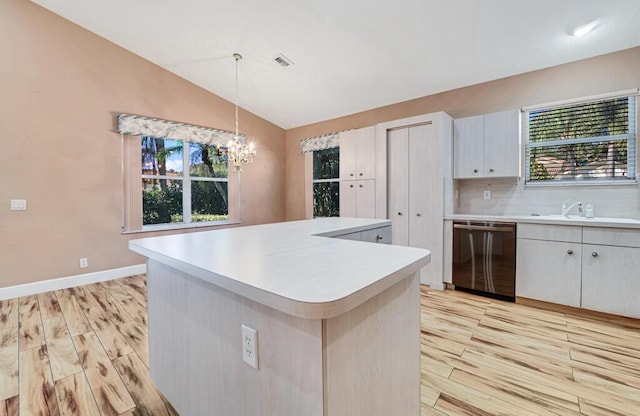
[571,18,601,37]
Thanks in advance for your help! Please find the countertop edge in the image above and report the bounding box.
[129,218,428,320]
[445,214,640,229]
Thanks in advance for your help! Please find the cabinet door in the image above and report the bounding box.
[582,244,640,318]
[339,181,357,217]
[387,128,409,246]
[355,126,375,180]
[356,180,376,218]
[484,110,520,177]
[361,226,392,244]
[408,124,431,249]
[339,130,358,180]
[453,115,484,178]
[516,239,581,307]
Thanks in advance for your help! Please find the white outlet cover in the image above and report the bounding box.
[10,199,27,211]
[483,190,491,200]
[241,324,258,369]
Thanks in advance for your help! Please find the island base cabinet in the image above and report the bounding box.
[581,244,640,319]
[147,259,420,416]
[516,239,582,307]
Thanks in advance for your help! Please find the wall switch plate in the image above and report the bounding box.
[79,258,88,268]
[10,200,27,211]
[241,324,259,369]
[483,190,491,200]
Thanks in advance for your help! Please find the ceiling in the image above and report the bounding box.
[32,0,640,129]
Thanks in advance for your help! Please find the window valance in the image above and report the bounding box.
[117,113,244,145]
[300,132,340,153]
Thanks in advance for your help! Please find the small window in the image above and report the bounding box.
[312,148,339,217]
[141,137,228,226]
[525,95,637,184]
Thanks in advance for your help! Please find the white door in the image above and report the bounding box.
[408,124,431,249]
[339,130,358,180]
[339,181,357,217]
[356,180,376,218]
[387,128,409,246]
[453,115,484,178]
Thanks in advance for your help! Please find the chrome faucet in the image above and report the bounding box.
[561,199,583,217]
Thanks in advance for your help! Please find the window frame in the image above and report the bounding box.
[140,138,230,229]
[311,147,340,218]
[523,90,638,186]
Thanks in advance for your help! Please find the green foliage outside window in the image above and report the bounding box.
[527,96,636,182]
[141,137,229,226]
[312,148,340,217]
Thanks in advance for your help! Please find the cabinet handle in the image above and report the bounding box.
[359,173,363,176]
[349,184,354,188]
[567,249,573,255]
[359,184,363,188]
[398,212,403,216]
[376,235,383,241]
[350,173,354,177]
[416,213,422,217]
[473,169,478,173]
[592,252,598,257]
[489,168,495,173]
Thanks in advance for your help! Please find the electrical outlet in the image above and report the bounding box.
[241,324,258,369]
[79,258,88,268]
[483,190,491,200]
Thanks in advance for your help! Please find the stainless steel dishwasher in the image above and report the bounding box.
[452,221,516,301]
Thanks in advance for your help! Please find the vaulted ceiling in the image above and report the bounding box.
[32,0,640,129]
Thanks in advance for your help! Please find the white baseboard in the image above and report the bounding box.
[0,264,146,300]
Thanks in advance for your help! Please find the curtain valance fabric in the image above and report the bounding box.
[300,132,340,153]
[117,114,243,145]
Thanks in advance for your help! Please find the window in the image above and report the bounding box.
[312,147,339,217]
[141,136,228,226]
[525,94,637,184]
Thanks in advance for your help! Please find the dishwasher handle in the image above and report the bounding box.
[453,224,514,233]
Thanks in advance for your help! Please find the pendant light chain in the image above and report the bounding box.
[234,53,240,138]
[228,52,255,172]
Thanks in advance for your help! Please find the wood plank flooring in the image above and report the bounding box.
[421,286,640,415]
[1,275,639,415]
[0,274,176,416]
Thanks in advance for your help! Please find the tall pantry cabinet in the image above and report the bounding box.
[339,126,376,218]
[376,112,453,288]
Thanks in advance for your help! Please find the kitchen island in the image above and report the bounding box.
[129,218,430,416]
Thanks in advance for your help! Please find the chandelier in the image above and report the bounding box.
[227,53,256,172]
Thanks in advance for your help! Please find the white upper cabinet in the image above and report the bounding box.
[454,110,520,178]
[340,126,375,180]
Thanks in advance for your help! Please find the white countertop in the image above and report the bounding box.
[445,214,640,229]
[129,218,430,319]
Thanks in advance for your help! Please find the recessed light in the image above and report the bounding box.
[571,18,601,37]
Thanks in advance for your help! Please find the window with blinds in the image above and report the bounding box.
[525,94,637,184]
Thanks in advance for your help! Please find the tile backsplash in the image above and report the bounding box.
[454,178,640,219]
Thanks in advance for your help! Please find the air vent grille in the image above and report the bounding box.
[274,54,294,68]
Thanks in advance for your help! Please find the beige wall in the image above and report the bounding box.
[285,47,640,220]
[0,0,285,288]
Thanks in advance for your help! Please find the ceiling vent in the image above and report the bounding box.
[273,54,294,68]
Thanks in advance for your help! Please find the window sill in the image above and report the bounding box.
[122,220,241,235]
[524,180,638,188]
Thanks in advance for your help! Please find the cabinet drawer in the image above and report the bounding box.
[361,226,391,244]
[518,224,582,243]
[583,227,640,248]
[334,232,361,241]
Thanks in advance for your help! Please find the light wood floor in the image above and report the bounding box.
[2,276,640,415]
[420,286,640,415]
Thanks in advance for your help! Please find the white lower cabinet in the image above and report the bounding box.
[339,179,375,218]
[334,225,391,244]
[581,243,640,318]
[516,239,582,307]
[517,224,640,318]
